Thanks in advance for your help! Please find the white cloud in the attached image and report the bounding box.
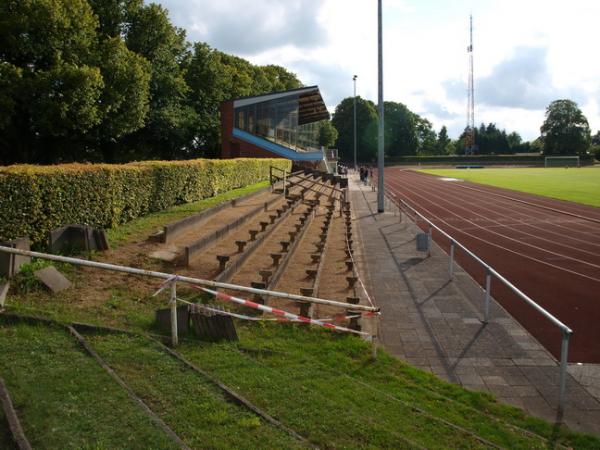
[156,0,600,140]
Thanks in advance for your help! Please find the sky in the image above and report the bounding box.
[157,0,600,141]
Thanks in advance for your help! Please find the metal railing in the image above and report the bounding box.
[0,245,379,345]
[384,189,573,414]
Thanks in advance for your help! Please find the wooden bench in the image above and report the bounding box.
[249,229,259,241]
[270,253,283,267]
[305,269,317,279]
[280,241,290,252]
[235,240,247,253]
[346,276,358,289]
[310,254,321,264]
[217,255,230,271]
[259,221,269,232]
[259,270,272,284]
[269,215,277,224]
[345,260,354,271]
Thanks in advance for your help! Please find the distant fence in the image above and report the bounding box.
[386,154,595,166]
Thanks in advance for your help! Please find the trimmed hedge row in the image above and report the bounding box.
[386,154,595,165]
[0,158,291,246]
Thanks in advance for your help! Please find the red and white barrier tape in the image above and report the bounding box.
[178,298,300,323]
[198,287,370,337]
[152,275,178,297]
[179,298,375,324]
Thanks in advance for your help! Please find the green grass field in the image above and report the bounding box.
[418,167,600,207]
[2,181,600,448]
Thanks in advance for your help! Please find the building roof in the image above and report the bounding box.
[232,86,330,125]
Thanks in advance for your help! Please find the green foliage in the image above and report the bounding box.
[384,101,418,157]
[12,259,53,293]
[331,96,378,162]
[0,0,304,163]
[0,158,290,245]
[436,126,451,154]
[317,120,338,147]
[387,154,595,165]
[541,99,591,155]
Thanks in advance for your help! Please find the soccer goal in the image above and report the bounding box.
[544,155,580,168]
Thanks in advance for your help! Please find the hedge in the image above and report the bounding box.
[386,154,595,165]
[0,158,291,246]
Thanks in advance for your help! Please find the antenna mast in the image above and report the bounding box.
[465,14,476,154]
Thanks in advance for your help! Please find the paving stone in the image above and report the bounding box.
[349,175,600,436]
[34,266,71,293]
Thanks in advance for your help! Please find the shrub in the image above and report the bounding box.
[0,158,290,246]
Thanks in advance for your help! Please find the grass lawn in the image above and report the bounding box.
[107,180,270,248]
[418,167,600,207]
[2,180,600,448]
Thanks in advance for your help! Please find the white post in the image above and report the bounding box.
[483,269,491,323]
[449,240,455,280]
[170,281,178,347]
[427,225,433,257]
[558,330,571,415]
[376,0,385,213]
[283,170,287,197]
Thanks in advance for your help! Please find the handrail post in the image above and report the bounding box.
[170,280,178,347]
[449,240,455,280]
[427,225,433,257]
[558,329,571,415]
[483,268,491,323]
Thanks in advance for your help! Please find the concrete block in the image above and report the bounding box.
[34,266,71,293]
[49,224,110,255]
[150,246,179,262]
[0,237,31,278]
[0,282,9,307]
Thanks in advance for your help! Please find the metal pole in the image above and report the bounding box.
[427,225,432,257]
[449,240,455,279]
[353,75,357,169]
[377,0,385,213]
[170,281,178,347]
[483,268,491,323]
[558,330,571,414]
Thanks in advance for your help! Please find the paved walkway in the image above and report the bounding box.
[349,174,600,436]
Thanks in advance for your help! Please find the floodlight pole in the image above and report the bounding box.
[377,0,385,213]
[353,75,357,170]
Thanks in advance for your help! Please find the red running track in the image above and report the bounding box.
[384,168,600,363]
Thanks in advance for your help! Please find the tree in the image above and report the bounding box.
[383,102,418,157]
[123,3,199,159]
[87,0,142,38]
[331,97,378,163]
[540,99,591,155]
[91,37,151,162]
[436,126,450,154]
[414,116,437,155]
[318,120,338,148]
[0,0,103,163]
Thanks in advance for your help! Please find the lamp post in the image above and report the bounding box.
[377,0,385,213]
[353,75,357,170]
